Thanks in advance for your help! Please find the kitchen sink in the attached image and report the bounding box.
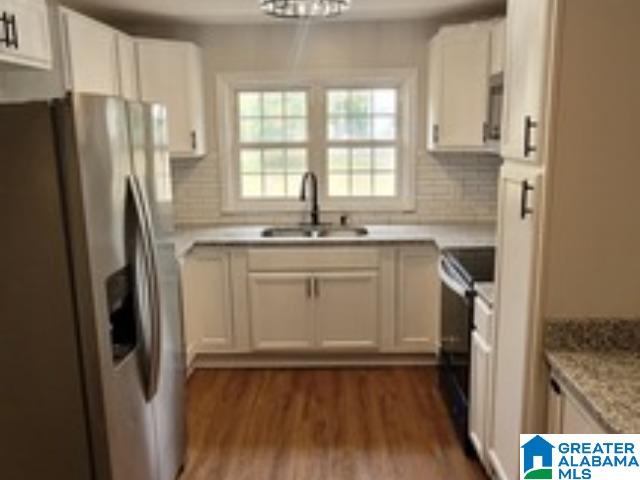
[316,227,369,238]
[261,227,314,238]
[261,226,369,239]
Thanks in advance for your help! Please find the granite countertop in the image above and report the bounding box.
[172,222,496,257]
[545,318,640,433]
[475,282,495,307]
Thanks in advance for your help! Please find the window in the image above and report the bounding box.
[238,90,309,198]
[326,88,398,197]
[219,70,416,211]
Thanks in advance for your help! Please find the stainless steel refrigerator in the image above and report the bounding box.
[0,94,186,480]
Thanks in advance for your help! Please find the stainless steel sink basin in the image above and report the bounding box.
[261,227,313,238]
[316,227,369,238]
[260,226,369,239]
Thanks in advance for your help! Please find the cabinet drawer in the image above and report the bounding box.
[248,248,379,272]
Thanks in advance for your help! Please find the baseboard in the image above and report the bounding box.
[191,352,438,369]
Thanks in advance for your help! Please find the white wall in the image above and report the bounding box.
[126,19,501,226]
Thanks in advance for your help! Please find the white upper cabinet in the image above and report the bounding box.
[59,8,139,99]
[427,22,491,152]
[59,8,119,96]
[490,19,506,76]
[0,0,51,69]
[500,0,552,162]
[136,39,207,158]
[116,33,138,101]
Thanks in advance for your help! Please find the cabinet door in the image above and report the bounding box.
[469,330,491,464]
[395,247,440,352]
[116,33,138,101]
[136,39,206,158]
[60,8,119,95]
[0,0,51,68]
[315,272,379,350]
[488,164,542,480]
[181,250,233,362]
[429,24,491,151]
[561,390,607,435]
[501,0,552,161]
[489,19,506,76]
[249,273,314,351]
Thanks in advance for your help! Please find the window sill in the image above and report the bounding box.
[221,197,416,215]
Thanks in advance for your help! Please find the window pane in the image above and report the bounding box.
[287,174,303,197]
[329,174,349,196]
[373,89,397,114]
[328,148,349,171]
[240,119,261,142]
[349,116,371,139]
[264,174,286,197]
[285,118,307,142]
[286,92,307,116]
[263,149,286,172]
[352,174,372,196]
[239,92,261,117]
[241,149,262,173]
[263,92,283,116]
[328,118,349,140]
[349,90,371,116]
[352,148,372,171]
[328,90,349,114]
[287,149,307,172]
[373,115,396,140]
[374,148,396,170]
[373,173,396,196]
[241,175,262,197]
[262,118,285,141]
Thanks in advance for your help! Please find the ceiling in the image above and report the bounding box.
[60,0,505,26]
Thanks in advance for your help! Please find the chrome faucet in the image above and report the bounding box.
[299,171,320,226]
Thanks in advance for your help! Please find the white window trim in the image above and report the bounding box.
[216,68,418,213]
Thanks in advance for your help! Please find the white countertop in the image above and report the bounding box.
[172,223,496,257]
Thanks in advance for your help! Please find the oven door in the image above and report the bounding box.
[439,257,474,397]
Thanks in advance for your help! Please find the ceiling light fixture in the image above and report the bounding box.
[260,0,352,19]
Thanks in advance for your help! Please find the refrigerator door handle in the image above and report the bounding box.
[128,175,162,400]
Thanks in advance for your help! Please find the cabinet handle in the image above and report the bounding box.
[524,116,538,157]
[520,180,535,219]
[482,122,489,144]
[9,13,17,49]
[313,278,320,298]
[432,124,440,144]
[0,12,12,48]
[306,278,312,298]
[191,131,197,151]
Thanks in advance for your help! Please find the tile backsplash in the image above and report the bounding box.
[171,150,501,227]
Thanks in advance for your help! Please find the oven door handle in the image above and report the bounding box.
[438,259,470,299]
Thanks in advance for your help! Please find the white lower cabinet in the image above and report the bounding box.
[469,296,494,469]
[181,244,441,364]
[395,247,440,352]
[315,272,379,350]
[249,271,379,351]
[249,273,315,351]
[547,378,607,434]
[181,249,233,362]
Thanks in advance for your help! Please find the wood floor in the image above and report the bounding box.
[182,368,487,480]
